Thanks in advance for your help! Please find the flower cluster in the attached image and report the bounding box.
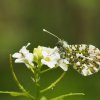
[12,43,70,71]
[33,46,60,68]
[12,41,100,76]
[12,43,34,68]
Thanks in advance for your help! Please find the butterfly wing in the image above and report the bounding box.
[62,43,100,76]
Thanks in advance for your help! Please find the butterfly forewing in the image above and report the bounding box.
[58,40,100,76]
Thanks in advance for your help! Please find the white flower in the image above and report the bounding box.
[58,59,69,71]
[12,43,34,68]
[41,47,60,68]
[33,46,60,68]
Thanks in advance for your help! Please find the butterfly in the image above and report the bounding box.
[43,29,100,76]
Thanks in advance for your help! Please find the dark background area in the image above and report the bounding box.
[0,0,100,100]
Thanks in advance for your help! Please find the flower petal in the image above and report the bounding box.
[12,53,22,58]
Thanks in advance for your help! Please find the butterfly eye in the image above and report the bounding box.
[56,41,62,48]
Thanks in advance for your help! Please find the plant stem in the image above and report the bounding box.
[35,82,40,100]
[41,67,58,74]
[9,54,35,100]
[50,92,85,100]
[0,91,27,97]
[34,66,41,100]
[40,72,66,93]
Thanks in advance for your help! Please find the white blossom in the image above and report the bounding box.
[33,46,60,68]
[12,43,34,68]
[41,47,60,68]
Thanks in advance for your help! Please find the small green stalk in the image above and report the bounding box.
[34,65,41,100]
[9,54,35,100]
[41,67,58,74]
[35,82,40,100]
[40,72,66,93]
[50,92,85,100]
[0,91,27,97]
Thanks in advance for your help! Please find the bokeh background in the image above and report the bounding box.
[0,0,100,100]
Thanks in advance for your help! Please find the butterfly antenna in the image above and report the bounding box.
[43,29,61,40]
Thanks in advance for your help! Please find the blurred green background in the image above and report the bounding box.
[0,0,100,100]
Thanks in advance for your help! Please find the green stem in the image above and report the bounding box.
[50,92,85,100]
[41,67,58,74]
[0,91,27,97]
[34,65,41,100]
[28,65,35,75]
[9,54,35,100]
[40,72,66,93]
[35,82,40,100]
